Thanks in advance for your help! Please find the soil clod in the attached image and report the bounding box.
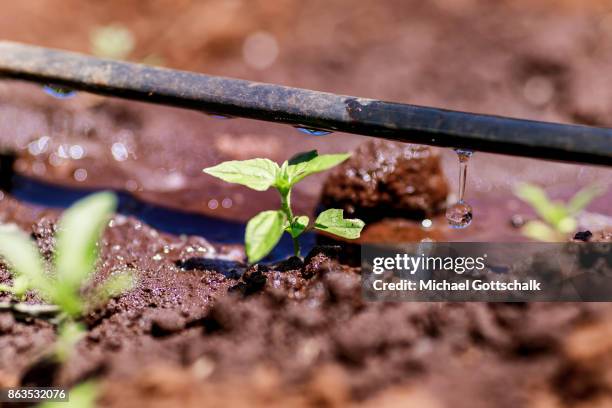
[321,140,448,223]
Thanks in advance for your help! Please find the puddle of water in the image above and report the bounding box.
[9,174,314,262]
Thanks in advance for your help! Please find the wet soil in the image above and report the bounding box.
[321,141,449,223]
[0,196,612,408]
[0,0,611,407]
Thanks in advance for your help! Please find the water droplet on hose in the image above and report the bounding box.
[43,84,77,99]
[203,111,233,120]
[446,201,473,228]
[446,149,473,229]
[294,126,332,136]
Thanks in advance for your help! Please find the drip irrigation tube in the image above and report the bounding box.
[0,41,610,166]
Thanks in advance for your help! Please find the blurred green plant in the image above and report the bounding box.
[0,192,135,360]
[204,150,365,263]
[90,23,164,66]
[514,182,606,241]
[90,24,135,60]
[38,381,98,408]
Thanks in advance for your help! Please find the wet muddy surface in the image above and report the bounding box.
[0,0,611,406]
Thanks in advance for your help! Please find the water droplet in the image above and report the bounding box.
[32,161,46,175]
[446,149,474,229]
[111,142,129,161]
[69,145,85,160]
[27,136,50,156]
[57,145,70,159]
[48,153,64,167]
[294,126,332,136]
[446,201,473,229]
[208,199,219,210]
[125,180,139,191]
[43,84,77,99]
[221,198,233,208]
[203,112,233,120]
[73,168,88,182]
[510,214,525,228]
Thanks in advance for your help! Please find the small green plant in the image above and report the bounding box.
[0,192,135,359]
[90,24,135,60]
[204,150,365,263]
[514,182,606,241]
[38,381,98,408]
[89,24,164,66]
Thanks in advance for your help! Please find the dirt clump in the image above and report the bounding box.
[321,140,448,224]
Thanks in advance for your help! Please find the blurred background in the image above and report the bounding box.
[0,0,610,241]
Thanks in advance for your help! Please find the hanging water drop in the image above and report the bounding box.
[202,111,233,120]
[43,84,77,99]
[446,148,473,229]
[446,201,473,228]
[294,126,332,136]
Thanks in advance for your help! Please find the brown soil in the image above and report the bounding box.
[321,141,449,223]
[0,196,611,408]
[0,0,611,407]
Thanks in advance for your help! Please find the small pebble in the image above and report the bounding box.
[573,230,593,242]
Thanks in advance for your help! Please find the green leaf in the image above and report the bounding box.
[55,321,86,362]
[286,152,350,185]
[0,224,50,297]
[514,183,568,227]
[0,278,31,300]
[55,192,117,293]
[0,284,14,293]
[90,24,135,60]
[314,209,364,240]
[288,150,318,166]
[245,210,285,263]
[520,220,563,242]
[203,159,279,191]
[53,284,84,318]
[39,380,98,408]
[12,276,30,298]
[567,184,606,214]
[288,215,309,238]
[91,270,136,306]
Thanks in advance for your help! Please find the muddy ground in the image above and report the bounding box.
[0,0,612,407]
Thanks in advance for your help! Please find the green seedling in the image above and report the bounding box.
[514,182,606,242]
[90,24,135,60]
[38,380,98,408]
[90,23,164,66]
[204,150,365,263]
[0,192,135,360]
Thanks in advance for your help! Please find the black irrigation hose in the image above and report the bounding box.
[0,41,611,166]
